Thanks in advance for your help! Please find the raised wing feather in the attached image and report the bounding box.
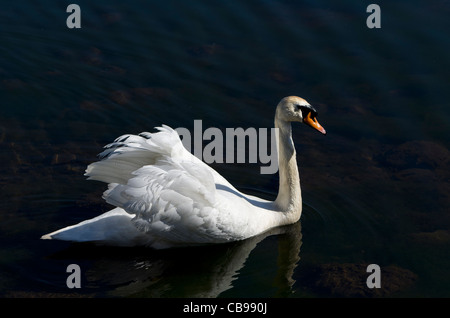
[85,125,184,184]
[85,125,232,247]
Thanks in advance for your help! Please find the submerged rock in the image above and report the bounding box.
[378,140,450,171]
[301,262,417,297]
[410,230,450,245]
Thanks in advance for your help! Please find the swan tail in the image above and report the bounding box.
[41,208,150,246]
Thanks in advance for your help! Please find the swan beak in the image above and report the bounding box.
[303,112,326,135]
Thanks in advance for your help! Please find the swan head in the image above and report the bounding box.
[276,96,326,135]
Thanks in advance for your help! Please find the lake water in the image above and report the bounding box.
[1,0,449,298]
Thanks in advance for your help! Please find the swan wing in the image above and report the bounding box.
[85,125,184,184]
[85,125,234,247]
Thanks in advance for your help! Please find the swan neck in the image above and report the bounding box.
[274,117,302,219]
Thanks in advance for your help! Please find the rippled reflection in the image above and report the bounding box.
[46,221,302,297]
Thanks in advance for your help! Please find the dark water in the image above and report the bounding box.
[1,0,449,298]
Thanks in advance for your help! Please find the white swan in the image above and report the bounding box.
[42,96,326,249]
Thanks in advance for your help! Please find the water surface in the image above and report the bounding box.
[1,0,449,297]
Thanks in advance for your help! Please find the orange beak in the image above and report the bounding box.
[303,112,326,135]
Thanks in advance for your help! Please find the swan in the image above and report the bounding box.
[41,96,326,249]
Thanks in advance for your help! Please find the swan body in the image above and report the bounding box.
[42,96,325,249]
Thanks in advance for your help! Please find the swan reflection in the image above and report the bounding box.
[55,221,302,297]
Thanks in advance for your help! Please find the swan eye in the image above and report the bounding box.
[296,105,309,118]
[301,109,308,119]
[296,105,307,113]
[297,104,318,119]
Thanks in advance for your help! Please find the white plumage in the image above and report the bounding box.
[42,96,325,249]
